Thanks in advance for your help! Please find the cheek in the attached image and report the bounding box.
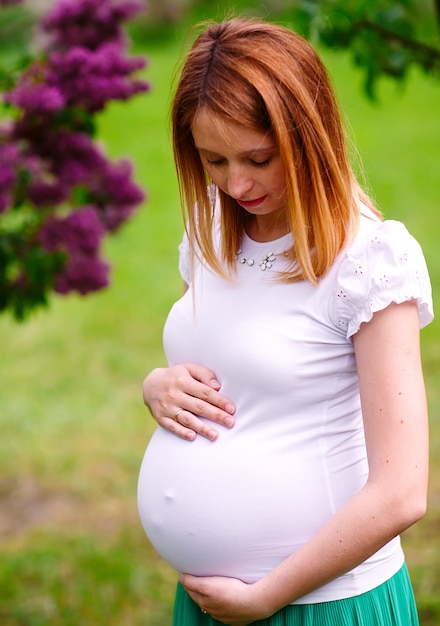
[276,172,288,196]
[267,173,287,198]
[207,170,227,192]
[204,166,220,184]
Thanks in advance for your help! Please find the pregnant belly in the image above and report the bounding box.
[137,427,331,583]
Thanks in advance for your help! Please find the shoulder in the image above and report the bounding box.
[331,204,433,339]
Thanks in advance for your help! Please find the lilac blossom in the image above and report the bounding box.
[52,132,107,186]
[39,206,104,254]
[4,74,66,114]
[39,207,109,294]
[0,0,148,318]
[42,0,146,50]
[27,179,70,208]
[91,159,146,231]
[53,253,110,295]
[47,43,149,112]
[12,128,107,186]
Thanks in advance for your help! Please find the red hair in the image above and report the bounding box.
[172,18,380,283]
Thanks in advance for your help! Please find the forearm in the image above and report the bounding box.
[256,480,426,615]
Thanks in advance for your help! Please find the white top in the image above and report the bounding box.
[137,205,433,603]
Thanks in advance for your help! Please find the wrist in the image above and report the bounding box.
[249,579,281,621]
[253,572,297,619]
[143,367,166,407]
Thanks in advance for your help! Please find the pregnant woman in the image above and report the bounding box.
[137,18,433,626]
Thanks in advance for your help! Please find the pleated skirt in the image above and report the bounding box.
[172,563,419,626]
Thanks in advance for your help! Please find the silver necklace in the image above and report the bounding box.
[236,249,279,271]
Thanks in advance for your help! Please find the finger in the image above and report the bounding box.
[196,382,236,417]
[165,417,198,441]
[183,365,236,417]
[180,573,207,595]
[182,380,236,422]
[184,363,222,389]
[172,409,220,441]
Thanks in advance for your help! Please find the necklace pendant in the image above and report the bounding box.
[236,249,279,271]
[260,252,276,271]
[236,249,246,264]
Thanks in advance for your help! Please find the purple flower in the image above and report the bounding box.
[3,63,65,114]
[54,253,110,295]
[47,43,149,112]
[27,179,70,208]
[4,83,65,114]
[39,206,105,254]
[91,159,145,231]
[38,207,110,295]
[0,0,149,317]
[42,0,146,50]
[0,142,20,214]
[9,126,144,230]
[12,129,106,188]
[50,131,107,186]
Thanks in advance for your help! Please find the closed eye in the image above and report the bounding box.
[206,158,272,167]
[251,158,271,167]
[206,158,226,166]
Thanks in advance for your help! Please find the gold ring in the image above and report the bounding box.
[173,409,184,422]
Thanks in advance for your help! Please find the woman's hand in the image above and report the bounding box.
[142,364,235,441]
[180,573,271,625]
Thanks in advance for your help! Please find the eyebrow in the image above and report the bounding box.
[196,146,277,157]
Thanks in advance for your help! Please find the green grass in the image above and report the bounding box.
[1,19,440,626]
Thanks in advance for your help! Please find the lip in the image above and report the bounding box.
[236,195,267,209]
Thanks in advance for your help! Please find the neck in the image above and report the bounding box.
[245,215,290,242]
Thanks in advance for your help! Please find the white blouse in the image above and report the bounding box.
[137,205,433,603]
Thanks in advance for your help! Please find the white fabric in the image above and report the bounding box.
[137,205,433,603]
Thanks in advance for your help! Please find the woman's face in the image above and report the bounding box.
[191,109,288,237]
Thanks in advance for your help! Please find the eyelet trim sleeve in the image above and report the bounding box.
[335,220,433,339]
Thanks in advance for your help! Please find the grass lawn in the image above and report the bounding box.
[1,18,439,626]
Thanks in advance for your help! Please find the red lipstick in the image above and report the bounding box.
[236,195,267,209]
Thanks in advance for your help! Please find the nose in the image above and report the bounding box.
[226,164,254,199]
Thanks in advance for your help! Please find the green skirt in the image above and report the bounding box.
[172,564,419,625]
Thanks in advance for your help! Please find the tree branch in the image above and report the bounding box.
[355,19,440,62]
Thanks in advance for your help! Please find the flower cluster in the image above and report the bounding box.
[38,207,109,295]
[47,42,148,112]
[42,0,143,50]
[0,0,149,320]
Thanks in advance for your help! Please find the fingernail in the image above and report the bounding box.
[225,417,234,428]
[208,430,218,441]
[210,378,221,390]
[225,403,235,414]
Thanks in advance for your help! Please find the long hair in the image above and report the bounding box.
[171,18,380,283]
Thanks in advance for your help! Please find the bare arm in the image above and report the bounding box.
[181,301,429,623]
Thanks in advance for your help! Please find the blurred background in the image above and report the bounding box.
[0,1,439,624]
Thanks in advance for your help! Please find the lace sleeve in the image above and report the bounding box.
[334,220,433,339]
